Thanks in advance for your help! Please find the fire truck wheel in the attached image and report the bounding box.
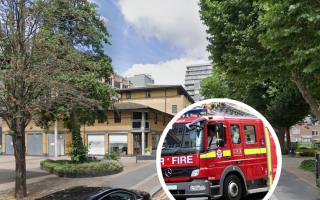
[223,174,242,200]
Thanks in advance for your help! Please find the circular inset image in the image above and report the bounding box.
[156,99,282,200]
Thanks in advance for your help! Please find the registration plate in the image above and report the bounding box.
[167,185,177,190]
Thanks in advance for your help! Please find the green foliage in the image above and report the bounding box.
[67,117,88,163]
[199,0,320,121]
[144,147,152,153]
[298,148,317,157]
[299,159,316,172]
[40,159,123,177]
[104,151,121,161]
[0,0,114,197]
[201,71,230,98]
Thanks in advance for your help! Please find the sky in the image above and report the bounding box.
[92,0,210,85]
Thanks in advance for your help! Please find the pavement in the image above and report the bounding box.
[153,156,320,200]
[270,156,320,200]
[0,155,160,200]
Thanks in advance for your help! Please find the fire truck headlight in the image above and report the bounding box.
[191,169,200,177]
[190,184,206,191]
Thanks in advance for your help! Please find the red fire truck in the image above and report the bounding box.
[160,109,277,200]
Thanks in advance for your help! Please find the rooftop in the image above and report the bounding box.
[111,102,173,116]
[117,85,194,103]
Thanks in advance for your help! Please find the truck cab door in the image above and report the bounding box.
[230,124,245,168]
[242,123,267,183]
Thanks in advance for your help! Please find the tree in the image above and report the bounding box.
[0,0,113,198]
[258,0,320,120]
[199,0,320,121]
[201,74,309,149]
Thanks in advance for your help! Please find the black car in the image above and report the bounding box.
[36,186,151,200]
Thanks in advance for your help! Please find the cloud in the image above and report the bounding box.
[116,0,208,59]
[123,57,209,85]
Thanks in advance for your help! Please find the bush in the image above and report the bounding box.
[104,151,120,161]
[299,159,316,172]
[297,148,317,157]
[40,159,123,177]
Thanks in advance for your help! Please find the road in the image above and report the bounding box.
[102,161,159,191]
[0,156,160,199]
[177,168,320,200]
[271,169,320,200]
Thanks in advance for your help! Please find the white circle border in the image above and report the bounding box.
[156,98,282,200]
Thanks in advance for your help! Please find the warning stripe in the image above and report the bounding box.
[200,151,217,159]
[244,148,267,155]
[223,150,231,157]
[200,150,231,159]
[200,148,266,159]
[265,127,273,187]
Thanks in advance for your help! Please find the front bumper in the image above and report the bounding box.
[166,179,220,199]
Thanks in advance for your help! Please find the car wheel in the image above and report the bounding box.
[223,174,242,200]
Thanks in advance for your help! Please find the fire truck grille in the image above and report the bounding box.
[162,167,198,178]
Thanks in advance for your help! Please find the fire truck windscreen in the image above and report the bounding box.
[162,122,204,156]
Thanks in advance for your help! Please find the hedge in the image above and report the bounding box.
[299,159,316,173]
[299,148,318,157]
[40,159,123,178]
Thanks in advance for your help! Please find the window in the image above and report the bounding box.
[152,134,160,150]
[126,92,131,99]
[145,90,151,98]
[109,135,128,155]
[154,113,158,124]
[231,124,241,144]
[145,112,149,120]
[312,130,320,136]
[132,112,142,120]
[114,112,121,123]
[244,125,256,144]
[172,105,177,113]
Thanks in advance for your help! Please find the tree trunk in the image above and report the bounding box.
[68,110,87,163]
[12,118,27,199]
[292,71,320,121]
[286,126,291,149]
[277,128,286,150]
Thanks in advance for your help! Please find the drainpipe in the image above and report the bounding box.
[141,111,145,155]
[164,89,167,113]
[54,120,58,157]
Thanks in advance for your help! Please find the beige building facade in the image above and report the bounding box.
[118,85,194,115]
[290,123,320,143]
[1,85,194,156]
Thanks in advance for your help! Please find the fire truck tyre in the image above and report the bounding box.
[223,175,242,200]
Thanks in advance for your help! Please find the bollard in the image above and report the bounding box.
[316,153,320,187]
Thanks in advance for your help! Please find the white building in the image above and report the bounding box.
[184,64,212,102]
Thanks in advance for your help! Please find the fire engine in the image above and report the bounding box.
[160,106,277,200]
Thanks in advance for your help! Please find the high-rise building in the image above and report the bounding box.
[184,64,212,102]
[127,74,154,87]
